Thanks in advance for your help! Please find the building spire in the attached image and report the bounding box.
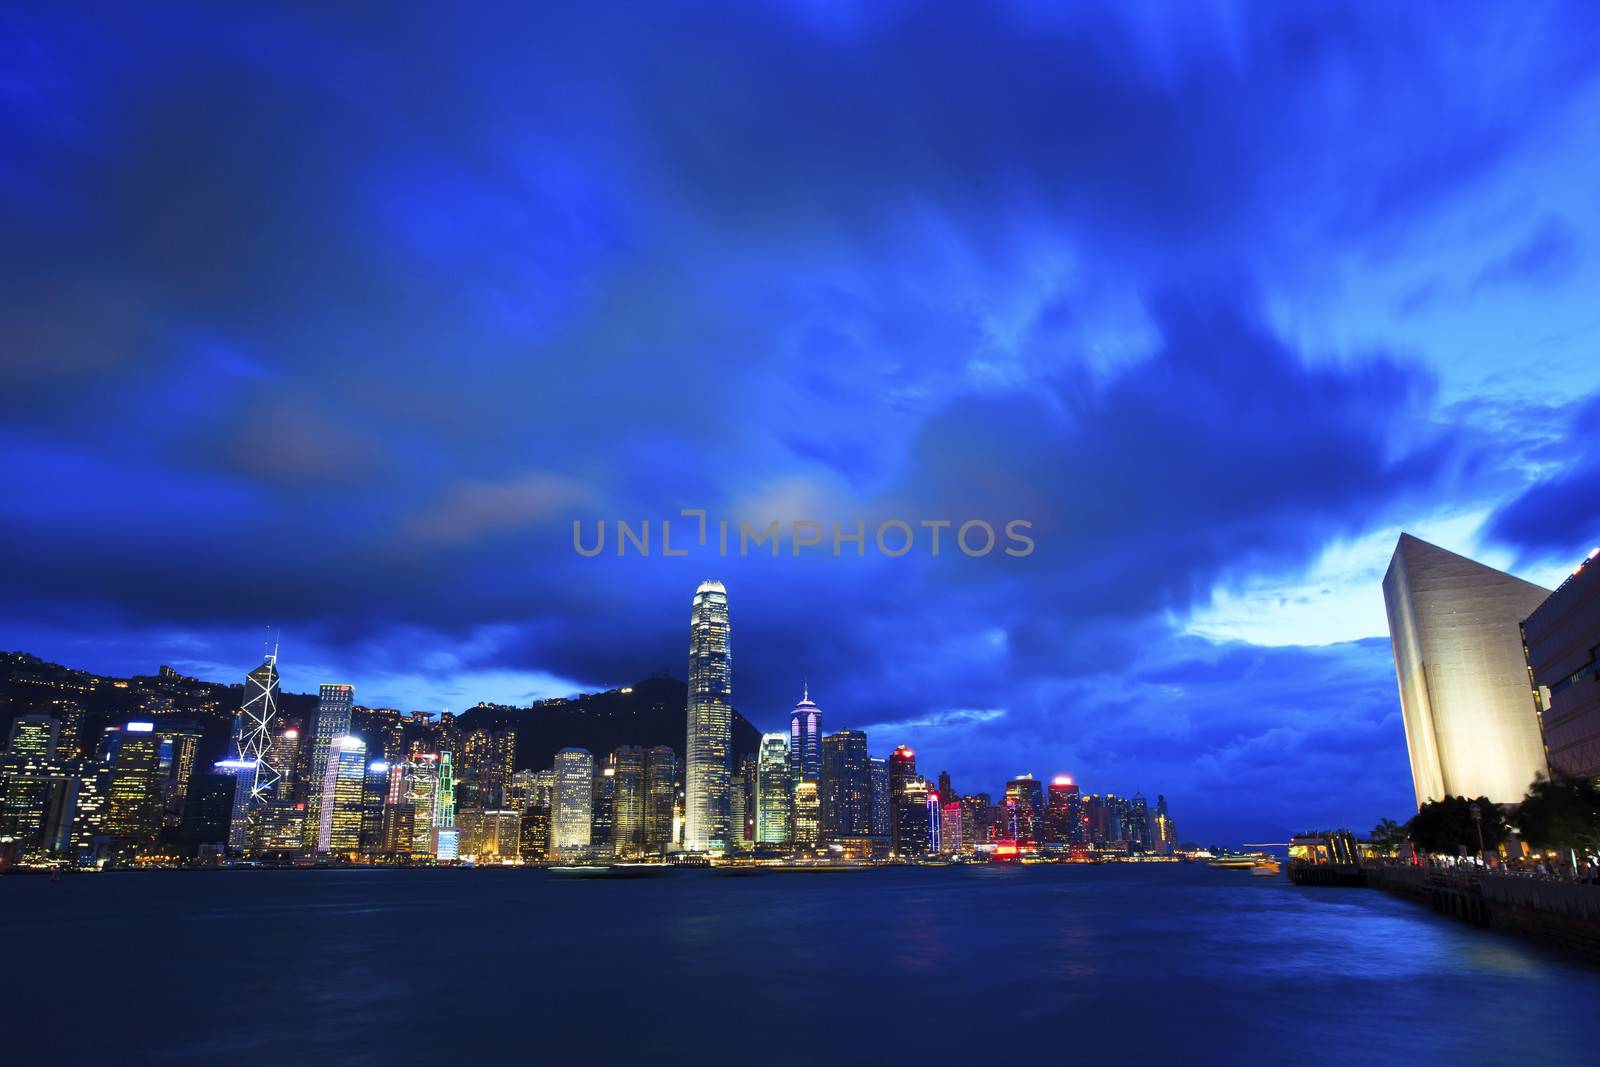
[803,677,809,703]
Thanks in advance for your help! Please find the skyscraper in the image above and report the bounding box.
[895,777,931,858]
[685,580,732,853]
[1004,774,1044,841]
[820,730,871,840]
[316,736,367,854]
[869,757,890,838]
[792,780,820,848]
[227,650,282,844]
[7,715,59,760]
[554,748,594,856]
[1045,776,1079,844]
[103,723,163,847]
[611,746,647,858]
[788,685,822,784]
[1383,533,1551,805]
[643,746,677,854]
[304,683,354,843]
[755,732,792,845]
[939,801,963,854]
[888,745,915,853]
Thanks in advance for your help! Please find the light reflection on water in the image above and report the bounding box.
[4,864,1598,1065]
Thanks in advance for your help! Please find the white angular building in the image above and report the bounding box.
[1382,533,1550,807]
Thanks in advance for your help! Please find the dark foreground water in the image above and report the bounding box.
[5,864,1600,1066]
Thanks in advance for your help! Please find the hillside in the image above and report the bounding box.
[455,675,763,770]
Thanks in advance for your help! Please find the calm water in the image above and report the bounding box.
[5,864,1599,1065]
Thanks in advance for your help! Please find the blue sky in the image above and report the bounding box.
[4,2,1600,844]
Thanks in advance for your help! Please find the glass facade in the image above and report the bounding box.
[685,580,732,853]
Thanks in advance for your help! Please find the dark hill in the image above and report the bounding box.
[455,675,762,771]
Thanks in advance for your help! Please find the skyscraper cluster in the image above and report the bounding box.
[0,579,1182,868]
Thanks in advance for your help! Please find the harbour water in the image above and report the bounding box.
[6,863,1599,1065]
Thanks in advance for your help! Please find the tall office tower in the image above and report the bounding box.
[888,745,916,853]
[520,806,551,862]
[406,754,439,856]
[1128,792,1149,851]
[458,809,521,861]
[1152,794,1177,849]
[733,753,758,850]
[820,730,871,840]
[156,725,203,829]
[266,726,300,800]
[226,650,283,845]
[103,723,163,846]
[380,803,415,858]
[611,746,647,858]
[869,757,890,838]
[927,790,942,854]
[937,770,954,804]
[792,780,821,848]
[788,685,823,784]
[591,763,615,854]
[360,760,390,853]
[1045,776,1079,844]
[685,580,733,853]
[1081,794,1104,845]
[304,684,354,842]
[894,777,931,858]
[435,751,456,830]
[729,758,748,852]
[1383,533,1552,805]
[7,715,59,759]
[53,704,86,760]
[554,748,594,856]
[315,736,367,853]
[487,729,516,808]
[755,733,792,845]
[940,801,963,854]
[960,792,991,847]
[1104,794,1126,845]
[504,769,538,812]
[1004,774,1045,841]
[1522,548,1600,780]
[643,746,677,854]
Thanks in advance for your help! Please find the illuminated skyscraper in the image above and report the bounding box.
[7,715,59,759]
[755,733,791,845]
[1045,776,1079,844]
[644,746,677,854]
[888,746,916,854]
[788,685,822,784]
[940,801,963,854]
[266,727,300,800]
[895,777,931,858]
[820,730,871,840]
[685,580,733,853]
[316,736,367,854]
[869,757,890,838]
[792,780,820,848]
[1004,774,1044,841]
[406,754,439,856]
[103,723,163,847]
[361,760,390,853]
[304,684,354,844]
[554,748,594,856]
[1383,533,1551,805]
[1152,794,1177,850]
[611,746,647,858]
[225,649,282,846]
[591,763,615,854]
[1129,792,1149,851]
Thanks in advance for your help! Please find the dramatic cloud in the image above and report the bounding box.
[4,1,1600,843]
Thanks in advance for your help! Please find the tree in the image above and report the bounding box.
[1369,818,1407,850]
[1406,796,1508,855]
[1512,774,1600,855]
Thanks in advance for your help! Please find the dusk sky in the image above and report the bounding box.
[4,3,1600,844]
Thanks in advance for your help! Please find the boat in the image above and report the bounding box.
[548,864,673,879]
[1207,856,1258,870]
[1250,858,1281,877]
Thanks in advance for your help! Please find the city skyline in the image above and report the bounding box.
[5,3,1600,849]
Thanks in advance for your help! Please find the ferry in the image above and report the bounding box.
[1250,858,1281,877]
